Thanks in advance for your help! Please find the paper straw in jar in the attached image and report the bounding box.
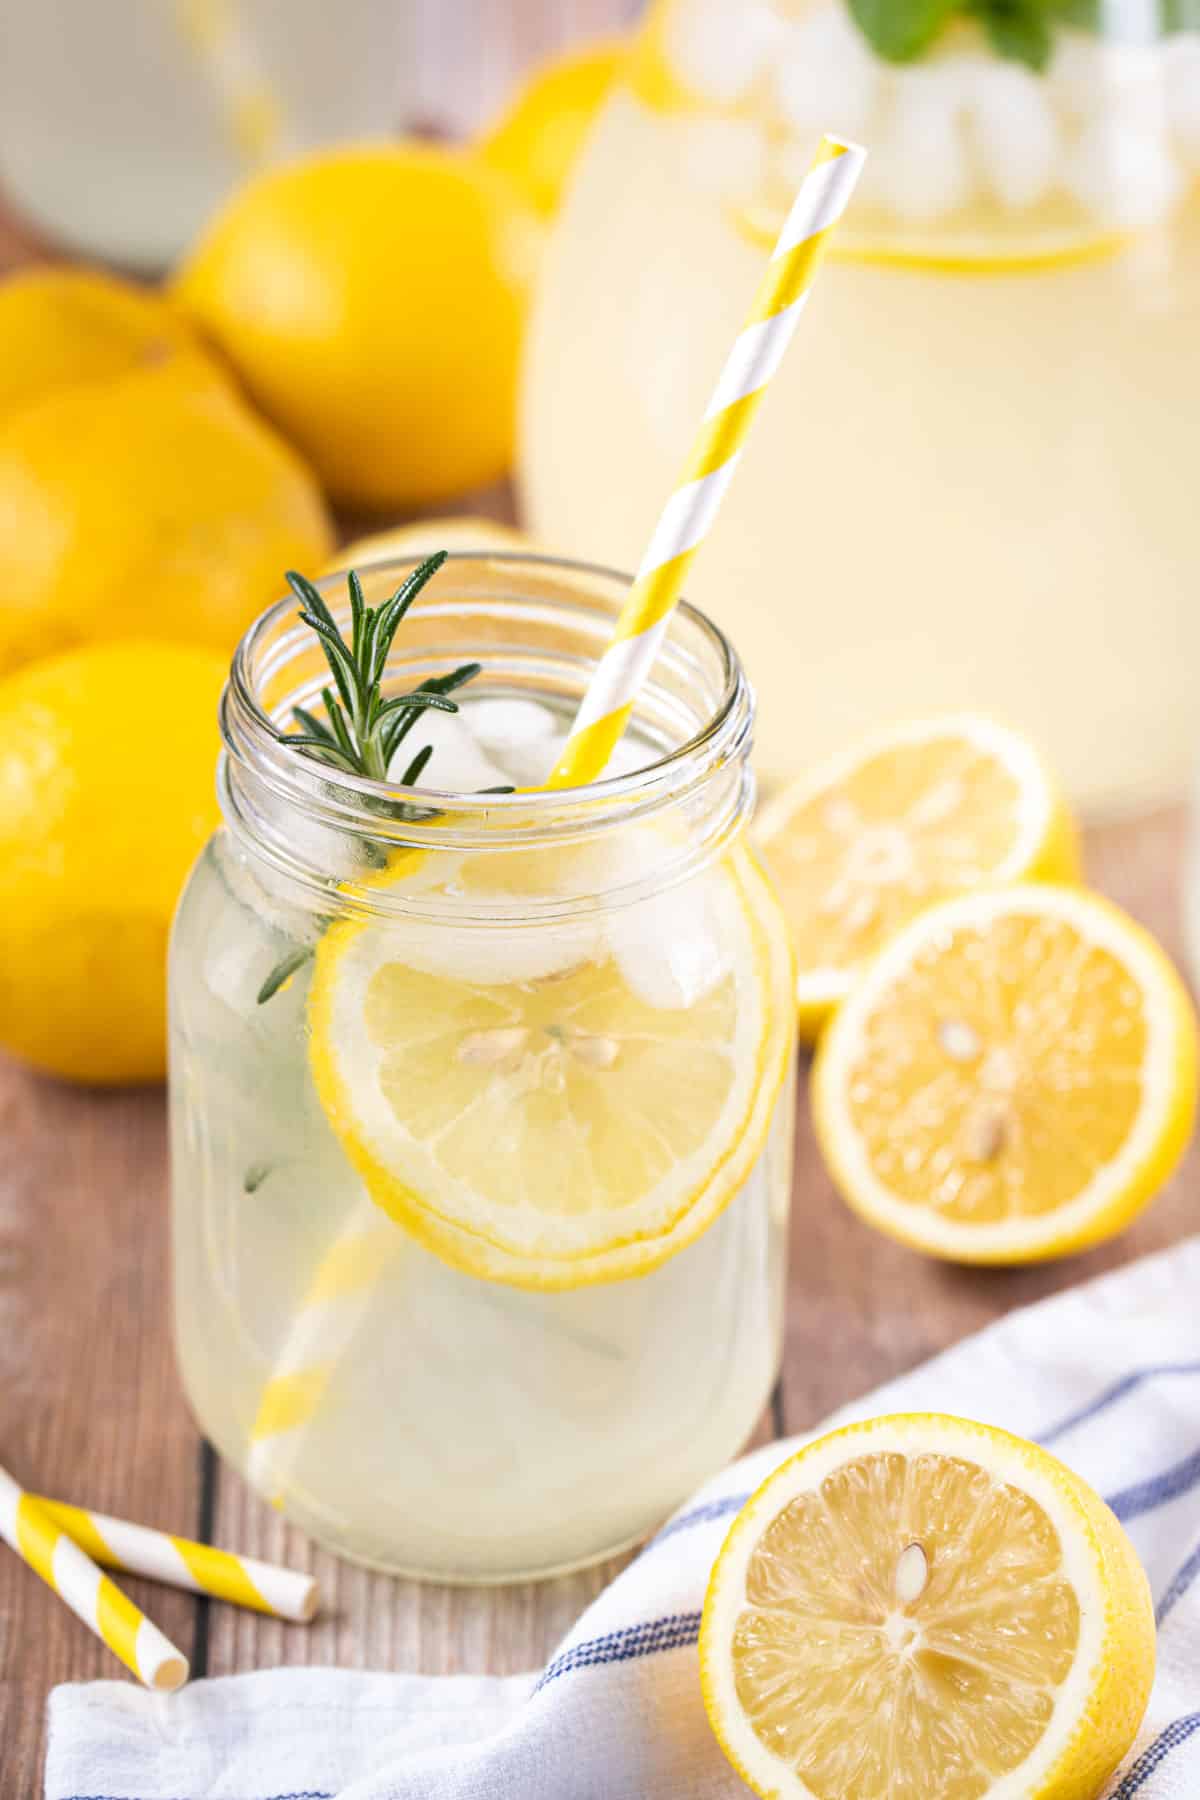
[241,135,867,1484]
[0,1465,188,1691]
[246,1205,402,1505]
[548,134,867,790]
[33,1495,318,1624]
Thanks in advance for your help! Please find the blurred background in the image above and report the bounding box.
[0,0,1198,1085]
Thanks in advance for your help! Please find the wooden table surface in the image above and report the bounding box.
[1,9,1198,1794]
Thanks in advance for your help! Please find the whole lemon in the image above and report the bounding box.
[0,358,333,669]
[0,266,209,422]
[174,144,538,509]
[0,641,226,1083]
[479,39,627,216]
[324,515,533,574]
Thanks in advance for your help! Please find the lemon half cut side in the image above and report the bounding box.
[701,1412,1156,1800]
[756,713,1079,1039]
[812,883,1198,1263]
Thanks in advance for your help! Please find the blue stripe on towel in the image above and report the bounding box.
[648,1494,749,1548]
[535,1610,702,1692]
[1111,1712,1200,1797]
[1107,1443,1200,1523]
[1157,1537,1200,1626]
[1039,1360,1200,1447]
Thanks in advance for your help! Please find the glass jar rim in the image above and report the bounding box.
[220,550,755,856]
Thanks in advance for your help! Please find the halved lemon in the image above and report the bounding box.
[755,715,1080,1038]
[308,844,795,1288]
[701,1412,1155,1800]
[813,884,1198,1263]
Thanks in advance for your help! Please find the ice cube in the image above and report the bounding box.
[1167,34,1200,170]
[772,4,880,140]
[604,735,656,777]
[663,0,787,106]
[388,707,511,793]
[874,68,973,223]
[679,118,768,202]
[1051,33,1167,125]
[496,724,658,790]
[460,696,558,750]
[608,875,731,1010]
[967,58,1060,211]
[1065,115,1183,228]
[377,911,604,987]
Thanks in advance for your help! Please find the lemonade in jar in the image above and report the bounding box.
[169,553,796,1580]
[522,0,1200,812]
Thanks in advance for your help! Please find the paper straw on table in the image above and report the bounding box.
[33,1495,318,1624]
[0,1465,188,1691]
[548,134,868,790]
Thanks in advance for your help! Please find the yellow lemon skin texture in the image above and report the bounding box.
[0,642,226,1084]
[174,143,538,510]
[0,266,209,422]
[0,358,333,671]
[322,516,532,575]
[479,39,628,216]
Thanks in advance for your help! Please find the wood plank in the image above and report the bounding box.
[0,1081,203,1795]
[202,1406,776,1681]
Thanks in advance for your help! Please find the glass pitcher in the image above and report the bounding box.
[0,0,410,268]
[522,0,1200,814]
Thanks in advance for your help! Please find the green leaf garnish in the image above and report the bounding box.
[848,0,956,63]
[969,0,1053,65]
[254,553,513,1006]
[256,944,315,1004]
[847,0,1185,70]
[281,554,480,784]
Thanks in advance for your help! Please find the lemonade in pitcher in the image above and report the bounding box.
[169,553,796,1580]
[522,0,1200,811]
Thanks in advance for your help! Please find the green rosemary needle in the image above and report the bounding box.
[281,553,481,784]
[254,551,511,1007]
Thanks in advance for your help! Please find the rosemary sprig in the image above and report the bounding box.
[254,552,511,1006]
[280,554,482,783]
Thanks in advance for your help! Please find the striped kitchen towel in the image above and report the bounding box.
[46,1235,1200,1800]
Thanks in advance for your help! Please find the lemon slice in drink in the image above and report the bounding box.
[700,1412,1155,1800]
[756,715,1079,1038]
[308,846,794,1289]
[813,884,1198,1263]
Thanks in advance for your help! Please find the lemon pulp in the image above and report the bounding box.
[813,886,1198,1261]
[308,845,795,1286]
[756,716,1078,1034]
[732,1451,1080,1797]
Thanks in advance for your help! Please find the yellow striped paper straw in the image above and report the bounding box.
[242,137,867,1482]
[246,1206,402,1506]
[0,1465,188,1691]
[176,0,290,166]
[34,1495,318,1623]
[548,134,867,790]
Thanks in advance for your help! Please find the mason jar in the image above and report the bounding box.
[169,553,796,1582]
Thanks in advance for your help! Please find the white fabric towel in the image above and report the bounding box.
[47,1236,1200,1800]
